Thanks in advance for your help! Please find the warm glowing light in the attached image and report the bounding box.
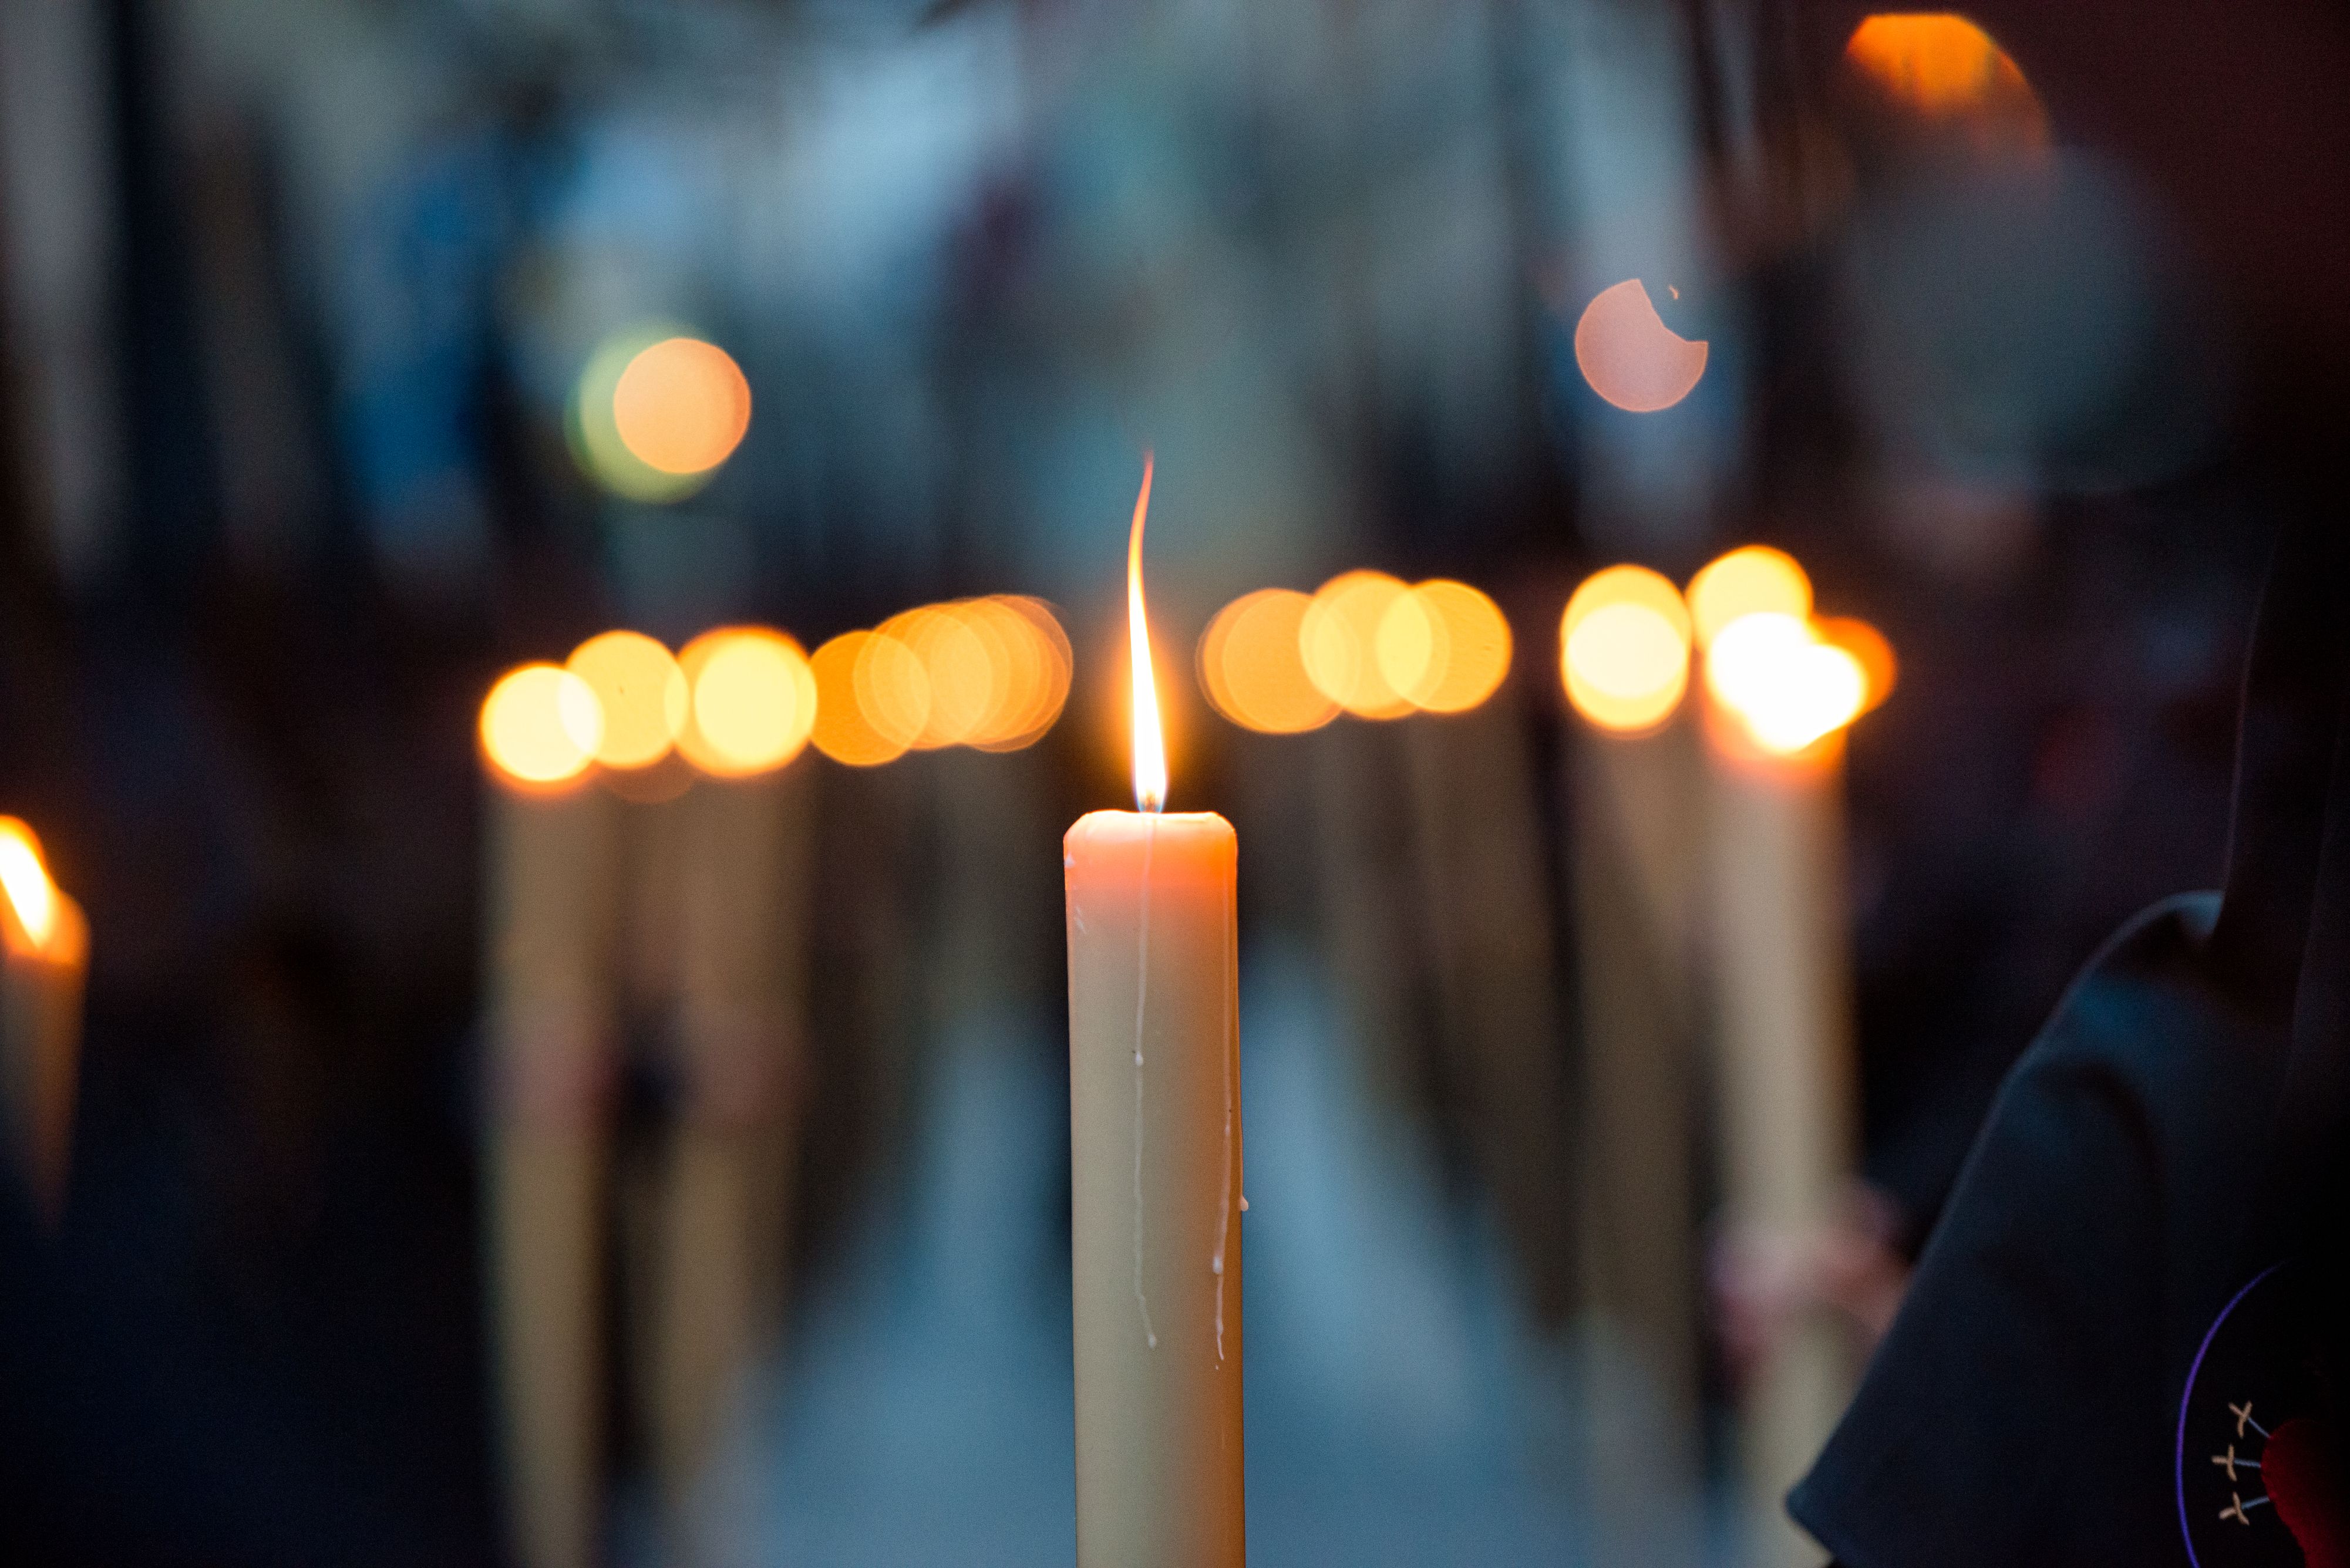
[1574,279,1710,413]
[480,664,605,786]
[882,604,998,750]
[966,596,1073,751]
[809,632,913,767]
[1379,580,1514,714]
[1845,14,2047,149]
[1686,546,1812,648]
[1199,588,1339,735]
[854,628,933,753]
[1705,613,1870,754]
[569,326,728,503]
[1301,571,1416,719]
[676,628,817,777]
[1816,616,1898,714]
[566,631,688,770]
[611,336,752,477]
[803,598,1070,765]
[0,817,57,953]
[1127,457,1167,812]
[1561,565,1694,733]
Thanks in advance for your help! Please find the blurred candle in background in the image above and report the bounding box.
[1695,567,1884,1568]
[0,816,87,1226]
[1557,567,1708,1565]
[652,628,819,1549]
[477,664,622,1568]
[1064,460,1245,1567]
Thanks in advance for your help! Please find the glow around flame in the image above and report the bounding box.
[1705,612,1869,755]
[0,816,58,952]
[1127,455,1167,813]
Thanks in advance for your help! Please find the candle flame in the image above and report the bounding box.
[1127,455,1167,812]
[1705,612,1869,755]
[0,816,59,953]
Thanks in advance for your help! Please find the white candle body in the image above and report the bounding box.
[653,768,811,1535]
[1064,809,1244,1568]
[484,777,621,1568]
[1571,723,1707,1563]
[1707,739,1857,1568]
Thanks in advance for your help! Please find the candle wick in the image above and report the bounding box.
[1133,814,1159,1351]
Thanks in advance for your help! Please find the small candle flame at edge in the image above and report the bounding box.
[0,816,59,952]
[1127,454,1167,813]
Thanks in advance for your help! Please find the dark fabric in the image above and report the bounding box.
[1790,508,2350,1566]
[1790,894,2285,1566]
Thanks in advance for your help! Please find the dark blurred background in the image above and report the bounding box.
[2,1,2347,1564]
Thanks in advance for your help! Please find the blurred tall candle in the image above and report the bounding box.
[1695,575,1887,1568]
[1064,459,1245,1567]
[478,664,622,1568]
[653,627,819,1539]
[1558,567,1708,1564]
[0,816,87,1225]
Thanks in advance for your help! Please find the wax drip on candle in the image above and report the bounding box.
[1132,814,1159,1350]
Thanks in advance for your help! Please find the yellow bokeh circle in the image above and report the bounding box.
[1200,588,1339,734]
[565,631,688,770]
[481,663,605,786]
[1560,565,1694,733]
[1686,546,1811,649]
[676,628,817,777]
[1301,571,1416,719]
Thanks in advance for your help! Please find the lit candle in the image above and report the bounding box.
[652,628,819,1535]
[1064,458,1245,1567]
[0,816,88,1226]
[477,664,622,1568]
[1557,566,1708,1562]
[1694,562,1886,1568]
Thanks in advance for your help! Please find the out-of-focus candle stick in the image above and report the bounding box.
[1558,568,1708,1563]
[0,817,88,1226]
[649,629,817,1549]
[1695,574,1888,1568]
[479,666,622,1568]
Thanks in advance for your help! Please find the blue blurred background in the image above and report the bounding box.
[3,1,2347,1563]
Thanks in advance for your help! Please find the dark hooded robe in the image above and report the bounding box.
[1789,509,2350,1567]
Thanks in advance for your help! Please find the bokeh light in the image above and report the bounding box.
[1817,616,1899,714]
[1705,612,1870,755]
[565,631,689,770]
[612,337,752,477]
[856,624,937,753]
[1686,546,1812,648]
[1561,565,1694,734]
[0,815,57,952]
[1573,279,1710,413]
[882,605,998,750]
[805,601,1072,764]
[1380,580,1513,714]
[568,325,741,504]
[480,664,605,787]
[1844,14,2047,150]
[677,628,818,778]
[1301,571,1416,719]
[810,632,913,767]
[966,596,1073,752]
[1199,589,1340,735]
